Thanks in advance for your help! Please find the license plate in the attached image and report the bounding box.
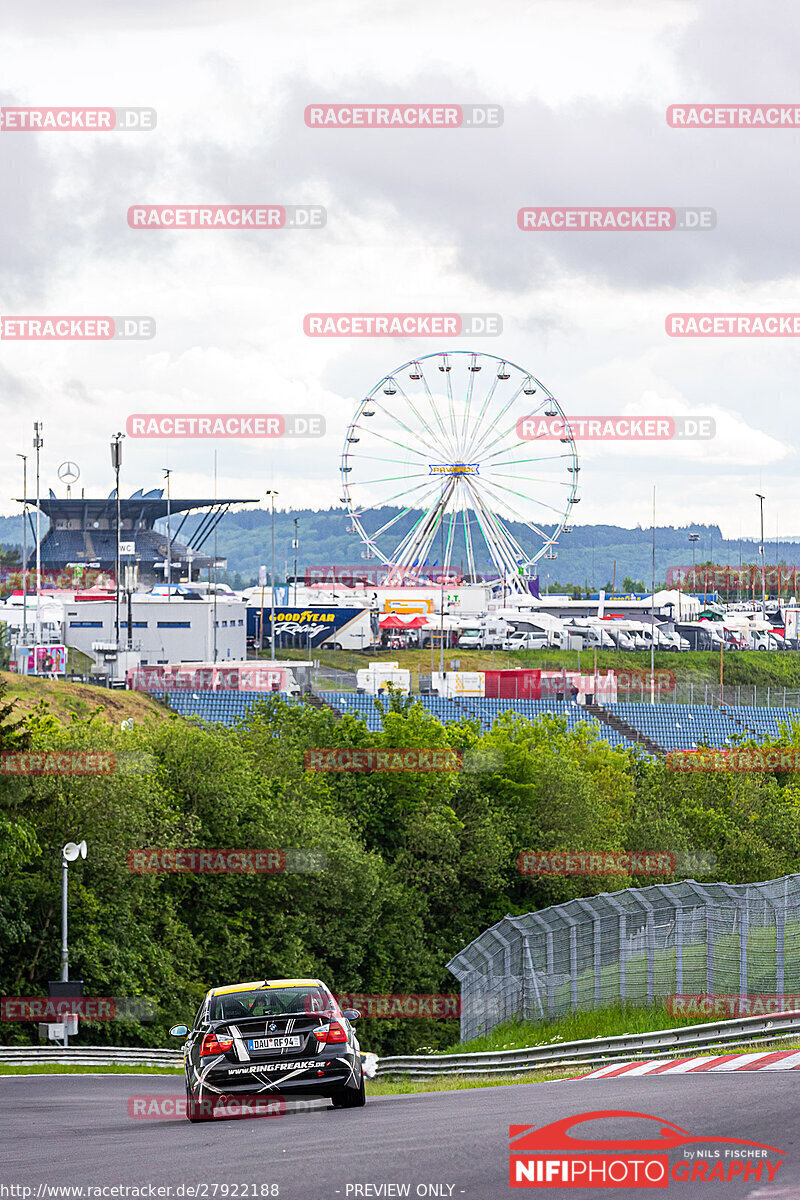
[248,1036,301,1051]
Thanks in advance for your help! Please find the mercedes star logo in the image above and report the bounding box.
[58,461,80,484]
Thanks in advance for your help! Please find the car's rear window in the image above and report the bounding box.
[209,986,340,1022]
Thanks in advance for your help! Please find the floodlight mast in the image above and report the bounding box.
[265,490,279,661]
[163,468,172,601]
[111,435,124,662]
[33,424,43,646]
[16,454,28,653]
[60,840,87,1047]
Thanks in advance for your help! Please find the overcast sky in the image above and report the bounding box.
[1,0,797,545]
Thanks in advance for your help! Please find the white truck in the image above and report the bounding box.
[432,671,486,697]
[356,661,411,695]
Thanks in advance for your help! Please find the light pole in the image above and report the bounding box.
[650,486,656,706]
[265,490,278,661]
[756,493,767,617]
[688,533,699,601]
[33,423,43,647]
[163,468,172,601]
[111,434,124,657]
[61,840,87,1047]
[293,518,299,606]
[16,454,28,653]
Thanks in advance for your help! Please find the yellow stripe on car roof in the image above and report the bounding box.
[210,978,320,996]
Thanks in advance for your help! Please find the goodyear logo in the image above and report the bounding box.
[429,463,480,475]
[275,610,335,623]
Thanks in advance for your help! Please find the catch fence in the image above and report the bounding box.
[447,873,800,1041]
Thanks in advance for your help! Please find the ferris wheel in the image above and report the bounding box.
[339,350,580,591]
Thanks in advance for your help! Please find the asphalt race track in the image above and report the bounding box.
[3,1074,800,1199]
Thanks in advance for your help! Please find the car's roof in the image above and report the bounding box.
[208,978,323,997]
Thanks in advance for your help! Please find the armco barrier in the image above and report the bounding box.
[0,1046,380,1077]
[0,1046,182,1067]
[374,1010,800,1078]
[4,1013,800,1076]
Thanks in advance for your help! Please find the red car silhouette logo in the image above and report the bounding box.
[510,1110,782,1154]
[509,1111,784,1189]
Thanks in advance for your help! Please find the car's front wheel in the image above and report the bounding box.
[331,1068,366,1109]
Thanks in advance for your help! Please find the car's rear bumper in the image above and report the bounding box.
[191,1053,359,1096]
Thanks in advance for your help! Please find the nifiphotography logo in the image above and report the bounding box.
[508,1111,783,1188]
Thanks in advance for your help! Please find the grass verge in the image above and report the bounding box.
[366,1071,577,1093]
[438,1004,740,1055]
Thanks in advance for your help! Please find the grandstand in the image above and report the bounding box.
[149,689,800,754]
[19,489,257,586]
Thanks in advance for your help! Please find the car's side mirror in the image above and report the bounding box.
[342,1009,360,1021]
[169,1024,189,1037]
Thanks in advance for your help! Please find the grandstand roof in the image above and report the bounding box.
[16,495,257,520]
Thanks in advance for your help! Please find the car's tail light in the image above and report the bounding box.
[313,1021,348,1044]
[200,1032,234,1056]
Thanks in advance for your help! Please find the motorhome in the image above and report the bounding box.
[603,626,637,651]
[636,624,675,652]
[457,619,511,650]
[661,629,690,652]
[674,621,723,650]
[562,619,616,649]
[603,620,650,650]
[497,611,573,650]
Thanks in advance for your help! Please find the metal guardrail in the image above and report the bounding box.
[0,1047,380,1076]
[375,1010,800,1078]
[0,1046,181,1067]
[3,1013,800,1077]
